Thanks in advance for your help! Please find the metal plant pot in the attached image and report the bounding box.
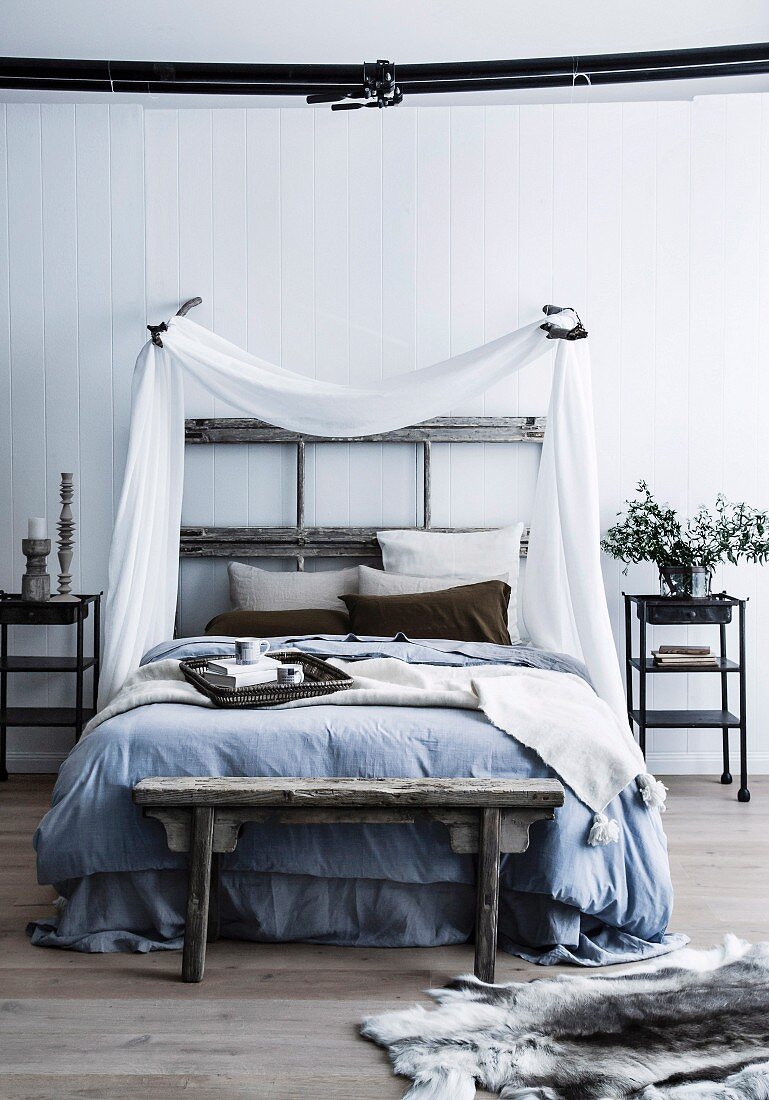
[659,564,712,599]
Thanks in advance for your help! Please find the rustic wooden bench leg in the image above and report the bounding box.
[207,852,221,944]
[182,806,214,983]
[474,807,501,984]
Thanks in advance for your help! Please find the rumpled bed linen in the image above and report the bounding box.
[30,635,686,965]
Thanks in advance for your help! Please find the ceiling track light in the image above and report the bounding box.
[1,43,768,105]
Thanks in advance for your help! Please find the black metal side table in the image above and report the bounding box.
[0,592,101,781]
[624,593,748,802]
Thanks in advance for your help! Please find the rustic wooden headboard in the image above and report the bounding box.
[180,415,546,569]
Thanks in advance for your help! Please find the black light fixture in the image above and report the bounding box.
[306,59,402,110]
[1,43,768,103]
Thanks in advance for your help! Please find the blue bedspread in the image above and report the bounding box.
[30,635,686,965]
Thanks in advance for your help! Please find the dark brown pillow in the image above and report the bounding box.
[341,580,511,645]
[205,608,351,636]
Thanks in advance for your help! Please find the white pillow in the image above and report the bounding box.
[228,562,358,612]
[376,524,524,642]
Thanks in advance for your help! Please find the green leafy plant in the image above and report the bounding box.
[601,482,769,572]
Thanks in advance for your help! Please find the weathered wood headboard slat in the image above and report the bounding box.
[185,415,546,445]
[180,525,530,559]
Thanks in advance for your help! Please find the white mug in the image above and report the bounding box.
[277,663,304,685]
[235,638,270,664]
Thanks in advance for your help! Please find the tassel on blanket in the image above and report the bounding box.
[637,772,668,812]
[588,812,620,846]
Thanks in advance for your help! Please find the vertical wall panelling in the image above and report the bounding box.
[687,96,728,751]
[144,112,180,339]
[721,95,761,756]
[482,106,520,527]
[553,104,589,308]
[280,110,317,529]
[210,110,249,609]
[649,101,692,756]
[313,110,351,530]
[6,105,49,738]
[177,109,215,630]
[143,110,181,632]
[586,103,623,657]
[415,109,451,526]
[516,105,554,521]
[75,106,114,599]
[109,106,146,515]
[4,97,769,771]
[449,108,485,527]
[381,108,417,527]
[211,108,249,519]
[245,109,285,531]
[618,102,660,738]
[41,105,79,708]
[347,110,383,526]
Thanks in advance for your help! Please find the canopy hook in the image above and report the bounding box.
[540,304,588,341]
[147,296,203,347]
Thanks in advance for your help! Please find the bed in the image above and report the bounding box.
[29,416,685,967]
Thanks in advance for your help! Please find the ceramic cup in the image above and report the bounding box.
[235,638,270,664]
[277,663,304,685]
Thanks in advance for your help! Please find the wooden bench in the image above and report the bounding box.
[132,776,565,984]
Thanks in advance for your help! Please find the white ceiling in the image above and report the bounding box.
[2,0,769,106]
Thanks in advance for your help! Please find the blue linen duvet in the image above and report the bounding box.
[29,635,686,965]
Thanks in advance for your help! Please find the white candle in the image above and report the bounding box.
[28,517,47,540]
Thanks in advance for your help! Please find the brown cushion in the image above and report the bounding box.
[341,580,511,645]
[205,608,351,636]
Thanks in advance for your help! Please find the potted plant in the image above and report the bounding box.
[601,482,769,597]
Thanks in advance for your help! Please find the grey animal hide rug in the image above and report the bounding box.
[361,937,769,1099]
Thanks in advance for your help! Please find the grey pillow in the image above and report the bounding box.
[228,562,359,612]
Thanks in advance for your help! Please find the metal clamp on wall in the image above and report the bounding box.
[540,304,588,341]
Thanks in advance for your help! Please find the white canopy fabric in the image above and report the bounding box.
[99,310,626,721]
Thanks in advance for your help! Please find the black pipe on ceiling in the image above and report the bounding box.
[0,42,768,99]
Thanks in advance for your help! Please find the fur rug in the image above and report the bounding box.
[361,937,769,1099]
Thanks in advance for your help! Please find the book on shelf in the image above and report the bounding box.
[207,655,280,676]
[651,650,717,666]
[204,665,280,688]
[657,645,712,656]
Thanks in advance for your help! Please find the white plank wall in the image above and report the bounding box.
[1,96,768,774]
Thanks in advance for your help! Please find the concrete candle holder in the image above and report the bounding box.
[21,537,51,602]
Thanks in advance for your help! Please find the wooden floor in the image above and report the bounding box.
[1,775,766,1099]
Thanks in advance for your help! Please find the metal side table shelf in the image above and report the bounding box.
[0,592,101,781]
[624,593,748,803]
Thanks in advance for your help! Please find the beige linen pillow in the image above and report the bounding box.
[228,561,358,612]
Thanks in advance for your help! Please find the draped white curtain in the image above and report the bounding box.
[100,310,625,720]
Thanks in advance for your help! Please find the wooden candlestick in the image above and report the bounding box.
[21,538,51,602]
[50,472,78,603]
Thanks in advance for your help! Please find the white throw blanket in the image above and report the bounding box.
[86,658,663,844]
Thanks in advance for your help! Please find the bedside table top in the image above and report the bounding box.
[624,592,744,607]
[0,592,101,626]
[0,592,100,606]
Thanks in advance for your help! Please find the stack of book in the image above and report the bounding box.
[652,645,718,667]
[203,655,281,688]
